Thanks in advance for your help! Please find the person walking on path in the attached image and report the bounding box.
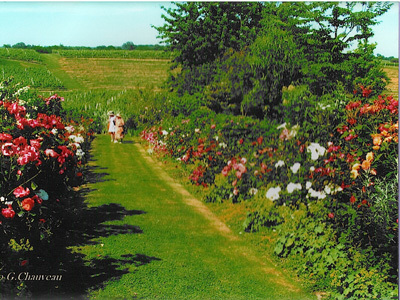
[108,111,117,143]
[115,113,125,143]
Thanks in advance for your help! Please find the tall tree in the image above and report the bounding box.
[204,6,303,118]
[155,2,264,68]
[295,2,392,94]
[122,41,136,50]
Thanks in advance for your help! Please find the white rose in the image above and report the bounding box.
[290,162,301,174]
[266,186,281,201]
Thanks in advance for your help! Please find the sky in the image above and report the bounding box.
[0,1,398,57]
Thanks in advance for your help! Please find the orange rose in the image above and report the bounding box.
[352,163,361,171]
[21,198,35,211]
[361,160,371,170]
[371,134,382,146]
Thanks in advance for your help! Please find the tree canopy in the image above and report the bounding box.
[155,2,264,68]
[156,1,393,118]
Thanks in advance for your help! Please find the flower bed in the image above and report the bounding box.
[0,80,95,294]
[141,86,398,298]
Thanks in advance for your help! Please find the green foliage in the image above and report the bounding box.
[1,60,65,89]
[157,2,392,118]
[344,42,389,95]
[0,48,43,62]
[169,62,217,96]
[271,204,398,299]
[168,92,206,117]
[121,41,136,50]
[33,46,52,54]
[243,17,302,117]
[141,86,398,297]
[155,2,264,68]
[295,2,392,95]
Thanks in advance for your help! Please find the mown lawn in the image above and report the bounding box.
[72,134,316,299]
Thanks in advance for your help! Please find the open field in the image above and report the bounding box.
[1,50,173,92]
[383,66,399,98]
[58,57,171,90]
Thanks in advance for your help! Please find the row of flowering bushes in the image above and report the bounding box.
[0,79,95,295]
[141,86,398,298]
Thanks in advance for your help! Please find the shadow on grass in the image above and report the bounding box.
[121,140,134,144]
[17,158,160,299]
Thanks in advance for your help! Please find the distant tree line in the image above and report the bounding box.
[1,42,166,53]
[376,54,399,64]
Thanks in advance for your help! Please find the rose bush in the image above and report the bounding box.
[0,79,95,280]
[141,85,398,298]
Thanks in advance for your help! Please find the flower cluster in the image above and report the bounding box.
[141,89,397,225]
[0,83,94,255]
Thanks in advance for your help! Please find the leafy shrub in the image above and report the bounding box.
[0,79,94,294]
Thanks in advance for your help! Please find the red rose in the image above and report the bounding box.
[13,186,30,198]
[2,205,15,219]
[21,198,35,211]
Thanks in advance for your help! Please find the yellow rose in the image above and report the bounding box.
[350,169,359,179]
[366,152,374,162]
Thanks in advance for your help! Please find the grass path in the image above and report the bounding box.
[76,134,316,299]
[40,53,85,90]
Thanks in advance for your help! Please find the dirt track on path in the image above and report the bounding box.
[134,142,312,295]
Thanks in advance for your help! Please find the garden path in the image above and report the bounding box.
[77,134,317,299]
